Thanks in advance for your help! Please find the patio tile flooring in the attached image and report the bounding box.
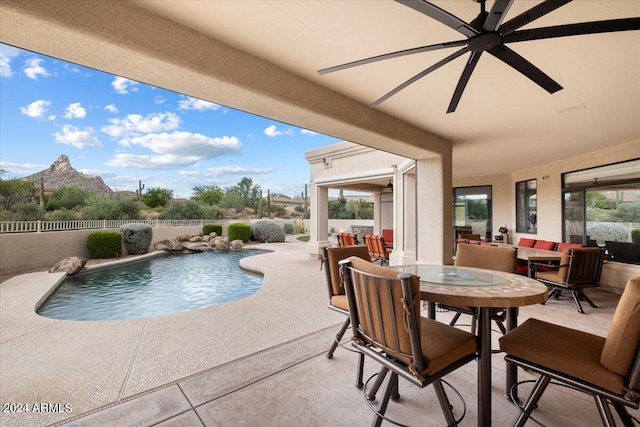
[1,237,638,426]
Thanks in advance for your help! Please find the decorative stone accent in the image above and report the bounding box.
[155,233,234,252]
[50,257,87,275]
[230,239,244,250]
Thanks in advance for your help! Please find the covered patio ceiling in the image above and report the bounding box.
[2,1,639,179]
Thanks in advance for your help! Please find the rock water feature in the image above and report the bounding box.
[154,232,244,253]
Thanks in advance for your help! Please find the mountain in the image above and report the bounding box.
[25,154,113,195]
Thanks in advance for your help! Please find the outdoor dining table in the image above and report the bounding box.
[393,264,548,427]
[515,247,563,277]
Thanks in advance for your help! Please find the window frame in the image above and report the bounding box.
[516,179,537,234]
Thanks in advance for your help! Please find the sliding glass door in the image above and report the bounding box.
[453,186,492,247]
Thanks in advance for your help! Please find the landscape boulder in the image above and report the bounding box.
[50,257,87,276]
[212,236,230,252]
[230,239,244,250]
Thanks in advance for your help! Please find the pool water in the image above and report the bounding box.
[37,250,266,321]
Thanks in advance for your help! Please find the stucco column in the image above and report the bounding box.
[415,155,453,265]
[373,192,382,234]
[390,169,417,265]
[306,182,330,258]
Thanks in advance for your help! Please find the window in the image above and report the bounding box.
[453,186,492,249]
[516,179,537,233]
[562,159,640,264]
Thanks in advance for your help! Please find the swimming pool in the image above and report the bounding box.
[37,250,267,321]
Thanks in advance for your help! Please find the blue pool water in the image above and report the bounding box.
[37,250,267,321]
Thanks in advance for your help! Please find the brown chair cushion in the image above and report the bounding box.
[330,295,349,311]
[419,318,477,376]
[454,243,517,273]
[500,318,624,394]
[601,273,640,376]
[326,245,371,296]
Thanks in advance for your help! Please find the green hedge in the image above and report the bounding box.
[203,223,223,236]
[632,228,640,244]
[228,222,251,242]
[87,231,122,259]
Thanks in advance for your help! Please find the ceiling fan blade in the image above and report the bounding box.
[483,0,515,32]
[500,0,572,35]
[488,44,562,93]
[394,0,479,37]
[317,39,467,75]
[370,47,468,107]
[504,18,640,43]
[447,51,482,113]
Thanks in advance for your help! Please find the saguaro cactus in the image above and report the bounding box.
[135,180,145,201]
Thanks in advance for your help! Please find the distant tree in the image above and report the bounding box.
[586,191,615,209]
[234,177,261,211]
[13,203,46,220]
[191,184,224,206]
[142,187,173,208]
[347,199,373,219]
[46,186,90,211]
[466,199,488,220]
[328,190,353,219]
[0,178,38,210]
[159,200,208,219]
[606,201,640,222]
[82,195,142,220]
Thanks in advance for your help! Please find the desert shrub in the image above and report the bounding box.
[269,203,287,218]
[203,224,223,236]
[228,222,251,242]
[252,220,285,243]
[13,203,45,220]
[159,201,207,219]
[46,186,89,211]
[82,196,142,220]
[202,204,225,219]
[632,228,640,244]
[283,222,294,234]
[46,207,78,221]
[87,231,122,259]
[120,223,152,255]
[294,205,304,213]
[587,222,629,244]
[294,218,307,233]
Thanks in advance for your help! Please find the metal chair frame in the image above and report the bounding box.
[534,247,604,314]
[504,348,639,427]
[340,258,477,427]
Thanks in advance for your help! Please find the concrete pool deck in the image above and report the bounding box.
[1,237,637,426]
[1,237,344,427]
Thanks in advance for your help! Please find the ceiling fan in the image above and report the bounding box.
[318,0,640,113]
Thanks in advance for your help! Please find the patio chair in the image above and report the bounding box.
[533,247,604,314]
[499,273,640,427]
[364,234,391,265]
[442,243,518,335]
[340,257,477,427]
[322,245,371,388]
[381,229,394,248]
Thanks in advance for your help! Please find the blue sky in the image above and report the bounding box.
[0,43,342,198]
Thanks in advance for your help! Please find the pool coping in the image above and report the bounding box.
[0,238,344,427]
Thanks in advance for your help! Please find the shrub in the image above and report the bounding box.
[294,218,307,233]
[632,228,640,244]
[228,222,251,242]
[159,201,207,219]
[46,207,78,221]
[46,186,89,211]
[283,222,294,234]
[120,223,152,255]
[587,222,629,244]
[82,196,142,220]
[203,224,223,236]
[87,231,122,259]
[13,203,45,220]
[252,220,285,243]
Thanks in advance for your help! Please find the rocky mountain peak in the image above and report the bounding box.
[25,154,113,195]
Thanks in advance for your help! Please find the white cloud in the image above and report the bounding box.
[0,44,21,78]
[23,58,50,80]
[64,102,87,119]
[106,132,242,169]
[179,165,273,177]
[104,104,118,114]
[0,161,49,177]
[264,125,282,137]
[301,129,317,135]
[178,96,221,111]
[111,76,139,94]
[20,99,51,118]
[53,125,103,148]
[264,125,294,138]
[101,112,181,138]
